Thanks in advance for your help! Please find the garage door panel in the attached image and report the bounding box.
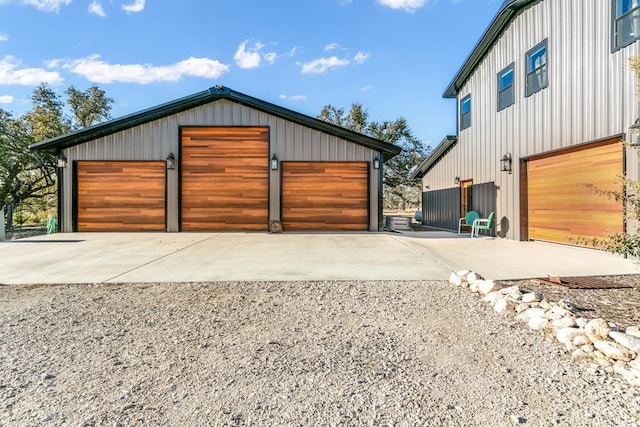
[528,139,623,244]
[181,127,268,231]
[76,161,166,232]
[282,162,369,231]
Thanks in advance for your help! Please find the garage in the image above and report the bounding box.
[526,138,623,244]
[281,162,369,231]
[181,127,269,231]
[75,161,166,231]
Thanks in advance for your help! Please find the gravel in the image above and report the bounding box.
[1,280,639,426]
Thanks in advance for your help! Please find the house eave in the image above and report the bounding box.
[443,0,537,99]
[30,86,401,159]
[410,135,457,179]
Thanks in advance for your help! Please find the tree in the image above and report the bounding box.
[0,83,113,228]
[66,85,113,129]
[318,103,430,211]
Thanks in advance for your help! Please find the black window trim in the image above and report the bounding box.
[525,39,548,97]
[612,0,640,51]
[497,62,515,112]
[460,94,471,131]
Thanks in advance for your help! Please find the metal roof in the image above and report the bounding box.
[30,85,402,158]
[443,0,537,98]
[409,135,457,179]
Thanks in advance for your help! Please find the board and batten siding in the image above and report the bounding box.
[61,99,380,232]
[423,0,640,240]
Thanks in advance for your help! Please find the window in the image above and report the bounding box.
[460,95,471,130]
[526,40,548,96]
[614,0,640,49]
[497,63,515,111]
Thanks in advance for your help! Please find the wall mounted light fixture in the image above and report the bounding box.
[56,153,67,169]
[166,153,176,170]
[373,156,380,169]
[271,153,278,170]
[454,176,461,185]
[500,152,513,174]
[629,118,640,145]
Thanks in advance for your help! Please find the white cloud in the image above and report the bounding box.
[278,94,306,101]
[234,40,264,69]
[264,52,277,64]
[377,0,426,13]
[63,55,229,84]
[353,51,369,64]
[301,56,350,74]
[324,43,340,51]
[7,0,72,12]
[0,55,63,85]
[0,95,13,103]
[0,33,8,41]
[360,85,374,92]
[122,0,144,13]
[88,0,105,16]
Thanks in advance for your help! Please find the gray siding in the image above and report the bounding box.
[422,188,460,230]
[61,99,380,232]
[422,0,640,240]
[422,181,496,233]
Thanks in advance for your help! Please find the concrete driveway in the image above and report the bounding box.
[0,231,637,284]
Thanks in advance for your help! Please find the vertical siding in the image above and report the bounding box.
[423,0,640,240]
[62,100,380,232]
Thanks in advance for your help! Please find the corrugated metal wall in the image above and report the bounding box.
[422,181,496,233]
[422,0,640,240]
[61,99,380,232]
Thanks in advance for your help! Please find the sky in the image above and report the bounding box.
[0,0,501,148]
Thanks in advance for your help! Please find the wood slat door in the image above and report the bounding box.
[181,127,268,231]
[527,139,623,244]
[282,162,369,231]
[76,161,166,231]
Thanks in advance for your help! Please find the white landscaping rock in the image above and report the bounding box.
[494,298,516,315]
[449,272,462,286]
[585,318,611,343]
[575,318,588,328]
[625,326,640,339]
[529,316,550,331]
[630,358,640,370]
[612,363,640,387]
[593,340,637,362]
[609,331,640,353]
[482,291,503,306]
[545,306,571,320]
[477,280,501,296]
[499,286,523,301]
[556,327,585,348]
[573,335,591,347]
[466,271,483,285]
[522,292,543,303]
[551,317,576,329]
[571,348,592,362]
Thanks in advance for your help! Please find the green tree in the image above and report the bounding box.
[318,103,430,211]
[1,83,113,228]
[66,85,114,129]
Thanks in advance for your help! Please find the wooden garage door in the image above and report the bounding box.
[527,139,623,244]
[282,162,369,231]
[181,127,268,231]
[76,161,166,231]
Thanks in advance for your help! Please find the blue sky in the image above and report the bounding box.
[0,0,500,148]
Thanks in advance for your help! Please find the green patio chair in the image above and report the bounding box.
[471,212,495,238]
[458,210,479,234]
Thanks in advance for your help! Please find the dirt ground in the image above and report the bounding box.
[1,280,638,426]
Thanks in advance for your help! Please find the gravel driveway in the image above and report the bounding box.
[1,280,639,426]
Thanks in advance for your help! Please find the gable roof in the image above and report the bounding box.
[30,85,402,158]
[410,135,457,179]
[443,0,538,98]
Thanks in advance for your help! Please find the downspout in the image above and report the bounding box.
[378,153,384,231]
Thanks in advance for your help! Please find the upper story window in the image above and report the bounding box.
[497,63,515,111]
[614,0,640,49]
[460,95,471,130]
[526,40,548,96]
